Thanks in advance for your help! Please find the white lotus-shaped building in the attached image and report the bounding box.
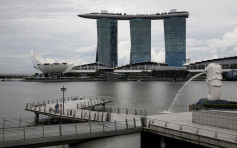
[31,50,74,74]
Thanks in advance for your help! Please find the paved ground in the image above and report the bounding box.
[0,120,139,142]
[148,112,237,143]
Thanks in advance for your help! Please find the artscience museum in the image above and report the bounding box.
[31,50,74,76]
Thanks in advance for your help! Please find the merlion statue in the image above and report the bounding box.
[205,63,222,100]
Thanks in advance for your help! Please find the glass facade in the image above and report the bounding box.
[96,18,117,67]
[130,19,151,64]
[164,17,186,67]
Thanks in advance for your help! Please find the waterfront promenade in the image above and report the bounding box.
[1,111,237,147]
[0,118,142,147]
[0,96,236,147]
[144,112,237,148]
[0,96,143,147]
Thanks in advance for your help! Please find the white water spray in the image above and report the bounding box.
[168,72,205,112]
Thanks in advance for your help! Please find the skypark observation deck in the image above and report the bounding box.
[78,11,189,20]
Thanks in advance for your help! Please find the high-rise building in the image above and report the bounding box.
[79,10,189,67]
[96,18,118,67]
[164,17,186,67]
[130,19,151,64]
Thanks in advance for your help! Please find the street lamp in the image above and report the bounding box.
[61,86,67,114]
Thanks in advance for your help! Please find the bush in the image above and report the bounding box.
[203,103,237,109]
[230,101,237,104]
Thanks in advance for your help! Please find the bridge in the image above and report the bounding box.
[0,96,144,147]
[0,117,142,148]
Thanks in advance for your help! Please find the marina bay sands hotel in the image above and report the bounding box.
[78,9,189,67]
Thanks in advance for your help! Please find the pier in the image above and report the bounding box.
[0,117,142,148]
[0,96,236,147]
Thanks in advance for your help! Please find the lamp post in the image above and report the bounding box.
[61,86,67,114]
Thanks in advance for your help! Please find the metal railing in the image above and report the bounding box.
[25,96,111,109]
[88,106,147,116]
[0,117,141,142]
[25,104,111,121]
[146,118,237,144]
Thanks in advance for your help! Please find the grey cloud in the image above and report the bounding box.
[0,0,237,73]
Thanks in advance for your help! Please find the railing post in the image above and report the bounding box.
[118,108,120,114]
[114,120,117,131]
[110,107,112,113]
[89,112,91,120]
[73,110,76,118]
[101,113,104,121]
[81,111,83,119]
[214,132,217,138]
[48,117,50,125]
[135,109,137,115]
[102,121,105,132]
[126,108,128,115]
[165,122,168,128]
[77,104,79,109]
[2,118,5,142]
[44,106,46,113]
[48,100,49,104]
[59,123,62,136]
[126,119,128,129]
[42,125,45,138]
[196,128,199,134]
[179,125,182,130]
[140,117,147,127]
[94,113,96,121]
[148,120,151,128]
[133,118,136,128]
[75,123,77,135]
[19,117,21,127]
[23,127,26,140]
[97,112,100,121]
[89,121,92,133]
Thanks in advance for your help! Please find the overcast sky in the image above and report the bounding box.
[0,0,237,74]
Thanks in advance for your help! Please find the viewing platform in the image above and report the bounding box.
[78,11,189,20]
[144,112,237,148]
[25,96,145,122]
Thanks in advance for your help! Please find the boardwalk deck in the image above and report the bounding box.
[25,96,144,122]
[0,120,142,148]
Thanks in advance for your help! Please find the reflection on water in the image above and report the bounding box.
[0,81,237,148]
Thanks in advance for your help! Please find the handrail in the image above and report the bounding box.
[146,118,237,143]
[0,117,141,142]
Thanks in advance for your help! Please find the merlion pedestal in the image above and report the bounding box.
[205,63,222,100]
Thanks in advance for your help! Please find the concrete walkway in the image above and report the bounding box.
[146,112,237,148]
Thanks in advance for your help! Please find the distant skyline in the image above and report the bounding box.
[0,0,237,73]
